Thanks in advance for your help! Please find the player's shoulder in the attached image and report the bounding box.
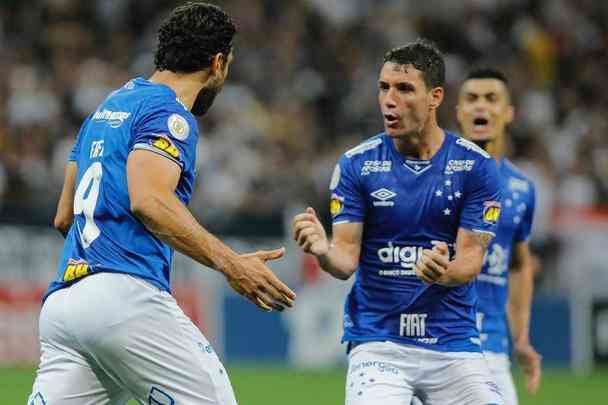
[502,159,535,195]
[447,131,492,160]
[132,80,192,115]
[121,78,197,136]
[342,133,384,160]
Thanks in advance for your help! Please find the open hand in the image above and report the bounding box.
[226,247,296,312]
[514,341,542,394]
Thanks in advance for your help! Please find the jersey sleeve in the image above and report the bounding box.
[459,157,502,236]
[514,181,536,243]
[330,155,365,224]
[131,103,197,172]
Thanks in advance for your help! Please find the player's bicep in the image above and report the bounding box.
[459,157,502,235]
[332,221,363,263]
[54,161,78,236]
[127,149,181,212]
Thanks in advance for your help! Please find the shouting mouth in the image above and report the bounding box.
[473,117,490,134]
[384,113,400,129]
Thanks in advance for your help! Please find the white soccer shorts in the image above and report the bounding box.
[345,341,503,405]
[28,272,237,405]
[483,351,518,405]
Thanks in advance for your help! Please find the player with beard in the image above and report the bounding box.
[457,68,542,404]
[292,39,504,404]
[28,3,295,404]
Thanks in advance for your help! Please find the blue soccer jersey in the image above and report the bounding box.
[331,131,502,352]
[45,78,199,300]
[476,159,535,354]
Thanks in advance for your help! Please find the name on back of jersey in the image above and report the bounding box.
[90,140,104,158]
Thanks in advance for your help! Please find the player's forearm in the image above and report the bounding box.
[507,264,534,345]
[54,161,77,237]
[443,253,483,286]
[441,230,492,286]
[131,192,240,275]
[317,244,358,280]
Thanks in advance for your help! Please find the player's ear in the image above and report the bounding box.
[429,86,444,109]
[209,53,225,76]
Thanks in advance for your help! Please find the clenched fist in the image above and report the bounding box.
[415,242,450,285]
[292,207,330,257]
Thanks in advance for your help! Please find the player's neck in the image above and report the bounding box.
[483,133,506,163]
[393,125,445,160]
[148,70,209,111]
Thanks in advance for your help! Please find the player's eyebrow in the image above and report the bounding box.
[378,80,415,90]
[464,91,499,99]
[396,81,415,91]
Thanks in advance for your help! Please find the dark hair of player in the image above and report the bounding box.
[383,38,445,89]
[466,68,509,85]
[154,2,237,74]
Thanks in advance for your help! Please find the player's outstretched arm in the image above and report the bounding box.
[54,161,77,238]
[292,207,361,280]
[508,241,542,394]
[127,149,296,312]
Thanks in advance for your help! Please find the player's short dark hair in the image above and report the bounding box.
[154,2,237,73]
[466,68,509,85]
[383,38,445,89]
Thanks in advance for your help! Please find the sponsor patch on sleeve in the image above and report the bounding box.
[330,193,344,217]
[483,201,501,225]
[151,135,180,159]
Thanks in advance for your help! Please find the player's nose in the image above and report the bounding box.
[383,93,397,108]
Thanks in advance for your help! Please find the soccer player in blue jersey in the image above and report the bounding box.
[292,39,504,405]
[457,68,542,404]
[28,3,295,404]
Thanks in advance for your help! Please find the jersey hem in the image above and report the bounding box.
[43,270,171,303]
[342,335,482,353]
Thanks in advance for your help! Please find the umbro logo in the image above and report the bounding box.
[371,188,396,207]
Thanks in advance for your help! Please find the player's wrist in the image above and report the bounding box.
[316,241,332,259]
[513,336,531,350]
[214,253,242,278]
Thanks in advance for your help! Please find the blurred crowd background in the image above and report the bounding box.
[0,0,607,275]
